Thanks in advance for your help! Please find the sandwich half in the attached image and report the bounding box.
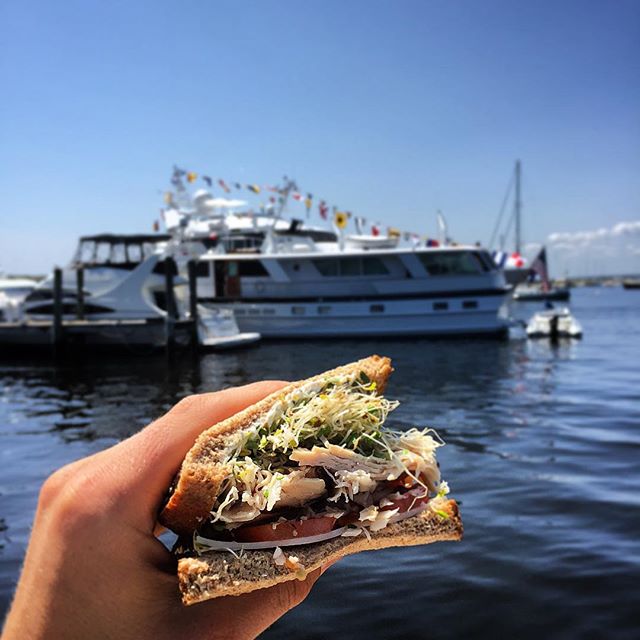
[160,355,463,605]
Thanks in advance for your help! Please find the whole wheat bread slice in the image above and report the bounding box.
[160,355,394,536]
[178,499,462,605]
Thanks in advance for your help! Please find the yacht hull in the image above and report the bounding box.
[209,294,509,338]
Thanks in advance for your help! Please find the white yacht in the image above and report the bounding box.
[194,235,510,338]
[158,170,511,337]
[22,234,176,320]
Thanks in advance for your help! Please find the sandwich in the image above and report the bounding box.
[160,355,463,605]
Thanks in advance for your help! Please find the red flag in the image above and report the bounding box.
[291,192,303,201]
[318,200,328,219]
[371,225,380,237]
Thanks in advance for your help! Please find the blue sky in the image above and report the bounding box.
[1,0,638,275]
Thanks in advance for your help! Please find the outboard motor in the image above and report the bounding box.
[549,314,559,342]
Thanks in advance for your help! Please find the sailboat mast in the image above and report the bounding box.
[515,159,522,254]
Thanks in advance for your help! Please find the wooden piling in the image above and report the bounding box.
[76,267,85,320]
[164,257,176,349]
[188,260,199,348]
[51,267,63,348]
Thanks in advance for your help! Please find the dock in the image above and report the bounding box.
[0,318,194,352]
[0,261,197,355]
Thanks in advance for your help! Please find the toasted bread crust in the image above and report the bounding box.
[160,355,393,536]
[178,500,462,605]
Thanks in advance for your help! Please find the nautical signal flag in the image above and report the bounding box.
[371,224,380,237]
[163,191,175,205]
[334,211,348,229]
[388,227,401,239]
[187,171,198,183]
[202,175,212,187]
[218,179,231,193]
[247,184,261,194]
[318,200,328,220]
[304,194,313,216]
[291,192,303,201]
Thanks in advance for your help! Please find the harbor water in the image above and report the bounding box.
[1,287,638,638]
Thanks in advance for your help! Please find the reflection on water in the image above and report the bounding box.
[1,288,639,638]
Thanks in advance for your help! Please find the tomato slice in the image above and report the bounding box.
[381,489,430,513]
[233,516,336,543]
[386,473,414,489]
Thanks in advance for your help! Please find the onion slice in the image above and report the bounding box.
[388,503,430,523]
[194,526,348,552]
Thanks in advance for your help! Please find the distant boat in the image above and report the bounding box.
[513,285,570,301]
[526,307,582,339]
[513,247,570,302]
[622,279,640,290]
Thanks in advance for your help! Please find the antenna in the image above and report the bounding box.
[514,159,522,254]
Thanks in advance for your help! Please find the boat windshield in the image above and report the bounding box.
[74,235,166,268]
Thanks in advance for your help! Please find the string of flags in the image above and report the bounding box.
[163,166,446,245]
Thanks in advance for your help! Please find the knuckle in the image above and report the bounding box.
[172,394,202,415]
[38,465,106,532]
[38,463,80,509]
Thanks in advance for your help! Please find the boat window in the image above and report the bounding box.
[238,261,269,277]
[110,243,127,264]
[362,257,389,275]
[27,303,114,315]
[126,243,142,263]
[340,258,361,276]
[463,300,478,309]
[419,252,482,276]
[313,257,389,277]
[370,304,385,313]
[318,305,331,315]
[433,302,449,311]
[313,259,339,276]
[79,242,96,263]
[291,306,306,315]
[95,243,111,264]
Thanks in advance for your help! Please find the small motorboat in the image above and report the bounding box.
[526,307,582,339]
[514,284,570,302]
[197,305,261,350]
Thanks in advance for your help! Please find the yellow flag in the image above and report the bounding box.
[388,227,401,238]
[334,211,348,229]
[163,191,174,205]
[187,171,197,183]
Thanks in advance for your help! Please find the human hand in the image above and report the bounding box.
[2,382,330,640]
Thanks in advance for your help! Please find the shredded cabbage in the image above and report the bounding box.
[207,369,450,530]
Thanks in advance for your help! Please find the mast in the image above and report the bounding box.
[514,159,522,254]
